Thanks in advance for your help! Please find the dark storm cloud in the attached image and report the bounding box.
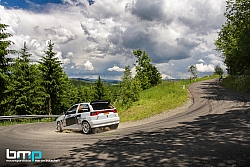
[177,16,212,35]
[129,0,172,24]
[86,36,99,43]
[80,23,90,35]
[96,44,110,52]
[106,26,134,57]
[176,37,199,49]
[122,27,155,49]
[151,41,194,63]
[176,1,226,35]
[108,26,122,45]
[120,26,199,63]
[108,34,120,45]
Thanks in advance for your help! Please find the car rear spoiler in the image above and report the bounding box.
[90,100,110,105]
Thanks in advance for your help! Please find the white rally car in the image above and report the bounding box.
[56,100,120,134]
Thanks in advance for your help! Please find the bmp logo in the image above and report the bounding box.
[6,149,42,162]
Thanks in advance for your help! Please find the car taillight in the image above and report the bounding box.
[90,109,117,116]
[90,111,100,116]
[111,109,117,113]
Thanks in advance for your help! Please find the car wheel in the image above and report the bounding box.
[82,121,91,134]
[57,121,63,132]
[109,124,119,130]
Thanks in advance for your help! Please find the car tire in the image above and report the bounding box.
[57,121,63,132]
[109,124,119,130]
[82,121,91,134]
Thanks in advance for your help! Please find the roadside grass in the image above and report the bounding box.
[0,118,56,126]
[0,75,219,126]
[118,75,219,122]
[119,80,189,122]
[222,75,250,93]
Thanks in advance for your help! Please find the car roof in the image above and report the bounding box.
[78,102,90,105]
[76,100,110,105]
[90,100,110,104]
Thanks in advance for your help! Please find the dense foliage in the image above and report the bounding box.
[0,21,163,116]
[39,40,69,115]
[214,65,224,76]
[215,0,250,92]
[117,65,142,109]
[215,0,250,75]
[0,22,16,115]
[133,49,162,90]
[7,42,46,115]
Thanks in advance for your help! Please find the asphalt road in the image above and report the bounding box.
[0,79,250,167]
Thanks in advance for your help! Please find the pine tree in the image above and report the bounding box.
[28,63,48,114]
[94,76,109,100]
[0,22,15,72]
[58,72,77,113]
[0,20,16,115]
[76,85,95,103]
[39,40,65,115]
[8,42,31,115]
[7,42,47,115]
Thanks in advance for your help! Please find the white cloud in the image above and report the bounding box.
[46,26,76,44]
[84,60,94,71]
[107,65,125,72]
[0,6,20,34]
[195,63,214,72]
[66,52,74,58]
[161,74,175,80]
[131,66,136,78]
[198,59,204,63]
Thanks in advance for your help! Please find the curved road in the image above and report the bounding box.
[1,79,250,166]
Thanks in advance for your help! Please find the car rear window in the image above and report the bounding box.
[91,102,113,110]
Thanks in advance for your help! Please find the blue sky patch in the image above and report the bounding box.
[1,0,63,10]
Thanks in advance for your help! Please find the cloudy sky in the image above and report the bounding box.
[0,0,227,80]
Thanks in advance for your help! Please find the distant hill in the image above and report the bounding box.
[70,77,190,87]
[70,78,120,86]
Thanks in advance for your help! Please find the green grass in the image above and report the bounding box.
[118,75,219,122]
[0,118,56,126]
[222,75,250,93]
[119,81,188,122]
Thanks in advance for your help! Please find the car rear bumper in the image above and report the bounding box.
[88,117,120,128]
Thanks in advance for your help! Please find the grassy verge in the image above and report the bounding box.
[0,118,56,126]
[222,75,250,93]
[118,80,189,122]
[118,75,219,122]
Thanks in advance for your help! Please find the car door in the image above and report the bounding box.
[65,104,78,127]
